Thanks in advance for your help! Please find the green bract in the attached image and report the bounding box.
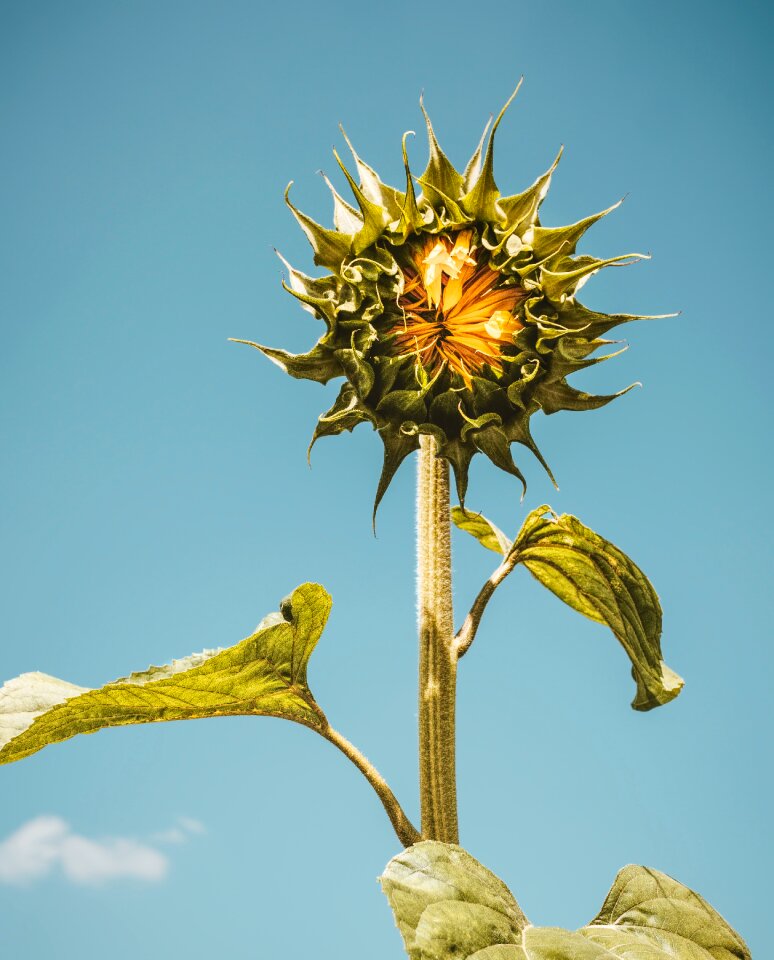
[235,83,658,512]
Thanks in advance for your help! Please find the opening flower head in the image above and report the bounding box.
[236,83,654,514]
[390,229,526,384]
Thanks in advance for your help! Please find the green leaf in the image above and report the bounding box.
[452,505,683,711]
[515,507,683,710]
[582,864,751,960]
[0,583,331,765]
[381,842,751,960]
[451,506,511,555]
[380,841,529,960]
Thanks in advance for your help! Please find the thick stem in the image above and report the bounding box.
[321,725,421,847]
[417,435,459,843]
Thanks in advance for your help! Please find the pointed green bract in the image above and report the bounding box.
[284,184,351,270]
[418,95,465,217]
[322,172,363,235]
[462,116,492,192]
[236,87,667,512]
[460,83,522,224]
[230,338,342,384]
[453,505,683,711]
[381,842,751,960]
[339,125,405,221]
[0,583,331,765]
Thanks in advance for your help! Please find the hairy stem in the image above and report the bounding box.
[417,435,459,843]
[322,725,421,847]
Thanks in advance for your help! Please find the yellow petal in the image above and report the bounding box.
[422,240,452,307]
[485,309,515,340]
[424,264,442,308]
[443,275,464,312]
[449,230,476,275]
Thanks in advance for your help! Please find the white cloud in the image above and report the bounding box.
[151,816,206,845]
[151,827,187,845]
[0,816,205,886]
[177,816,205,835]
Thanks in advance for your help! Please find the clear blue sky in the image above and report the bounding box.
[1,0,770,955]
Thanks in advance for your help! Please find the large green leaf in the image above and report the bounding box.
[581,863,750,960]
[380,841,528,960]
[0,583,330,765]
[452,505,683,710]
[381,841,751,960]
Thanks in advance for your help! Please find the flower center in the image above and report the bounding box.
[389,230,526,385]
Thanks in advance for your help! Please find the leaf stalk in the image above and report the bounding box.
[454,550,521,659]
[321,724,421,847]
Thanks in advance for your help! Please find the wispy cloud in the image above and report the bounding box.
[0,816,204,886]
[151,817,206,846]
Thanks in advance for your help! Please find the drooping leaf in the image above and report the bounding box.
[381,842,751,960]
[0,583,331,765]
[452,505,683,711]
[513,508,683,710]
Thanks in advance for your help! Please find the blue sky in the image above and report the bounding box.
[1,0,771,956]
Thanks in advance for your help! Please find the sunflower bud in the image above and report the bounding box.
[237,84,656,514]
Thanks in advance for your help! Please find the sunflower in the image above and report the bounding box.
[235,83,656,513]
